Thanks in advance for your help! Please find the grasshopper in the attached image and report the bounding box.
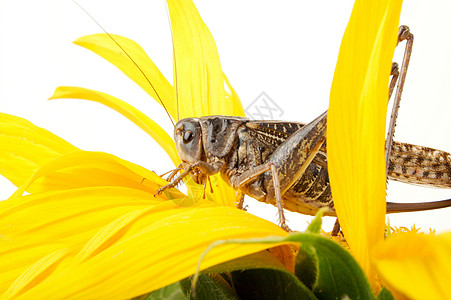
[156,26,451,231]
[74,4,450,232]
[157,113,451,231]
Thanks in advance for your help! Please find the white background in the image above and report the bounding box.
[1,0,450,233]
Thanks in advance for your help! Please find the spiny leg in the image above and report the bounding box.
[263,112,327,231]
[331,219,341,236]
[156,160,223,196]
[270,163,290,231]
[236,191,246,210]
[231,162,291,231]
[388,62,399,99]
[159,163,183,182]
[155,164,194,196]
[385,25,414,172]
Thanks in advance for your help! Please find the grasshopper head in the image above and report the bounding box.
[174,118,206,184]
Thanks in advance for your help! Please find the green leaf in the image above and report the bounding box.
[286,233,375,300]
[306,207,327,234]
[194,226,374,300]
[133,282,185,300]
[200,250,316,299]
[295,243,318,290]
[377,287,394,300]
[204,250,288,274]
[180,274,238,300]
[231,268,317,300]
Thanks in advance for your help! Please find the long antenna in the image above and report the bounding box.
[164,2,180,122]
[72,0,176,127]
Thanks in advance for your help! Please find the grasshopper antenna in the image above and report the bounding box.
[72,0,176,128]
[164,3,180,122]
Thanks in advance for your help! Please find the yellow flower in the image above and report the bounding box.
[328,0,451,298]
[2,0,450,298]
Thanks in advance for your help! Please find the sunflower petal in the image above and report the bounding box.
[49,86,179,165]
[48,86,233,206]
[2,249,70,299]
[3,203,288,299]
[223,73,245,117]
[186,174,239,208]
[0,186,161,293]
[0,113,78,189]
[166,0,243,206]
[373,232,451,300]
[74,34,176,118]
[327,0,402,280]
[10,150,184,200]
[168,0,232,118]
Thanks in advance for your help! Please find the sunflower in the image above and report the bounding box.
[1,0,450,299]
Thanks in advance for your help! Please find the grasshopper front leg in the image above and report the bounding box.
[155,160,223,196]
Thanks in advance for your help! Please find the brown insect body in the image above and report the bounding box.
[171,114,451,218]
[155,26,451,229]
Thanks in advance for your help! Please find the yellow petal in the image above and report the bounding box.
[0,113,78,189]
[166,0,244,206]
[10,150,184,200]
[168,0,232,119]
[0,186,161,293]
[223,73,245,117]
[74,34,176,118]
[327,0,402,281]
[206,175,240,207]
[49,87,235,206]
[49,86,179,165]
[2,199,288,299]
[373,232,451,300]
[2,249,70,299]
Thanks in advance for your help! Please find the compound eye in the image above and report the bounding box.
[183,130,194,144]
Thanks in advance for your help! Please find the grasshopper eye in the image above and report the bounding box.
[174,118,202,164]
[183,130,194,144]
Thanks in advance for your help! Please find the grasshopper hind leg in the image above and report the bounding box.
[331,219,341,236]
[229,162,292,231]
[385,25,414,171]
[330,26,413,236]
[270,163,291,231]
[236,191,246,210]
